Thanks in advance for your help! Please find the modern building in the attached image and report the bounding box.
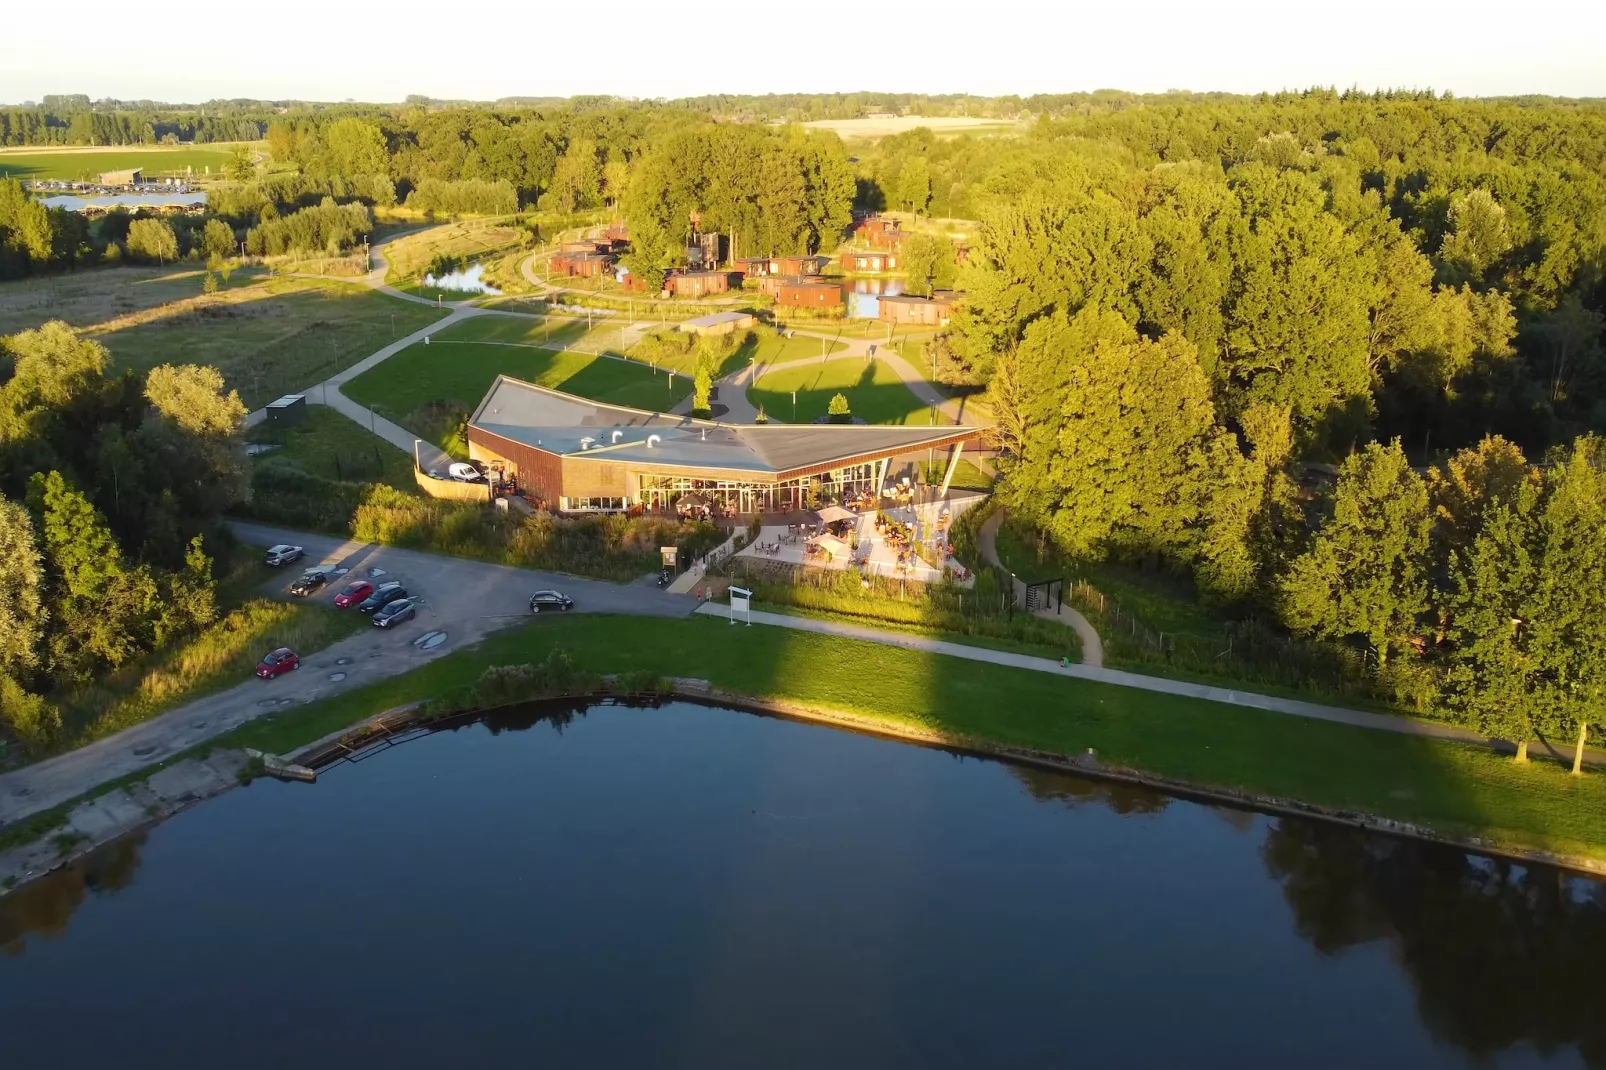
[667,270,735,298]
[878,293,956,326]
[771,254,830,276]
[680,311,756,337]
[97,168,142,186]
[734,256,773,278]
[762,276,845,308]
[466,377,985,514]
[550,250,614,277]
[854,214,903,249]
[843,250,900,273]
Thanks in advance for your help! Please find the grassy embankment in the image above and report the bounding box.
[381,218,530,302]
[206,613,1606,863]
[0,147,236,181]
[0,266,447,410]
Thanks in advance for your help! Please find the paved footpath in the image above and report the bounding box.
[977,507,1104,666]
[692,603,1606,767]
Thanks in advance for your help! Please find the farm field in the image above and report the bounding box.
[800,115,1025,140]
[0,147,237,181]
[748,357,942,425]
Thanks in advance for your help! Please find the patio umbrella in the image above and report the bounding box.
[814,504,856,525]
[814,533,852,560]
[677,491,709,508]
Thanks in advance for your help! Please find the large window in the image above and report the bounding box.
[562,496,627,513]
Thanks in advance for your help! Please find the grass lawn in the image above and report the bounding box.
[343,335,689,454]
[211,613,1606,862]
[0,147,235,181]
[749,356,940,424]
[247,406,417,491]
[917,458,993,491]
[90,274,448,409]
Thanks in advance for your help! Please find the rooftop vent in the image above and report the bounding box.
[579,436,596,450]
[646,434,661,448]
[612,430,624,443]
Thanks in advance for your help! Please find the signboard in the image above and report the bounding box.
[729,586,752,626]
[660,546,679,569]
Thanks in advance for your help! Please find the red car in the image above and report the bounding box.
[333,580,374,608]
[256,647,299,679]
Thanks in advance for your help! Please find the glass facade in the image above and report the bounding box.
[638,462,880,515]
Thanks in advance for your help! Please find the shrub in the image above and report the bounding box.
[0,674,61,756]
[827,393,852,423]
[351,487,725,581]
[244,462,377,532]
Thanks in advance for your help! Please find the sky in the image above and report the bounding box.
[2,0,1603,104]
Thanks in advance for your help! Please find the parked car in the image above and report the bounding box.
[255,647,299,678]
[529,590,574,613]
[372,599,416,628]
[264,544,304,567]
[448,462,486,483]
[289,568,331,597]
[333,580,374,608]
[357,582,408,614]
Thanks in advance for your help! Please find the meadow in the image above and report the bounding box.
[0,147,237,181]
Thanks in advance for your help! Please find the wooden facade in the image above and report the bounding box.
[667,271,735,297]
[843,250,900,272]
[878,294,954,326]
[767,277,844,308]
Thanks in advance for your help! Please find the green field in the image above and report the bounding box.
[749,355,941,424]
[0,148,236,181]
[343,323,690,453]
[247,406,417,491]
[208,613,1606,863]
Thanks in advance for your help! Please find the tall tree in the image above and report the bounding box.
[0,493,45,674]
[1281,440,1432,666]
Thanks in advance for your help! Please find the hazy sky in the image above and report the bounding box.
[2,0,1602,103]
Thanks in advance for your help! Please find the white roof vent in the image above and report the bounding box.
[611,430,624,443]
[579,436,596,450]
[646,434,661,448]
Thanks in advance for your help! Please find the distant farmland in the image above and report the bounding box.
[0,147,237,182]
[799,115,1026,140]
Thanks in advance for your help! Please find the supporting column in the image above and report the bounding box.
[938,440,966,499]
[875,456,889,497]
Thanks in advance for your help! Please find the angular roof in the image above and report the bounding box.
[468,376,985,480]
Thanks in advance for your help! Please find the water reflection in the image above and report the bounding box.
[2,701,1604,1069]
[422,262,501,294]
[1263,820,1606,1066]
[0,834,145,957]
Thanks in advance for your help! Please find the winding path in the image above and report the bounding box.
[977,507,1104,667]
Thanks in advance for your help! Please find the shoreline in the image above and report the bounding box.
[8,678,1602,901]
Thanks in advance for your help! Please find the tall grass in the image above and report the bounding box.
[54,600,362,750]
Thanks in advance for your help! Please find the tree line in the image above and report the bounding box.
[0,323,247,753]
[951,94,1606,757]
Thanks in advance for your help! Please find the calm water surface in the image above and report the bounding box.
[2,700,1603,1069]
[423,261,501,294]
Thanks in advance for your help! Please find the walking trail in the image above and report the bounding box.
[976,507,1104,666]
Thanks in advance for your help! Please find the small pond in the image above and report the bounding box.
[423,261,501,295]
[1,698,1602,1068]
[39,191,208,212]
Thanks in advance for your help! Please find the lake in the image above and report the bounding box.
[2,699,1602,1069]
[423,261,501,294]
[38,191,208,213]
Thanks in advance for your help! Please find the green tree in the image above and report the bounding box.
[900,233,951,296]
[1439,189,1511,282]
[226,146,256,182]
[691,343,719,416]
[325,118,389,178]
[0,673,59,755]
[895,156,931,214]
[0,493,45,674]
[1281,440,1432,667]
[1527,436,1606,774]
[143,364,246,437]
[1444,473,1547,760]
[827,392,852,423]
[125,218,178,264]
[200,218,235,260]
